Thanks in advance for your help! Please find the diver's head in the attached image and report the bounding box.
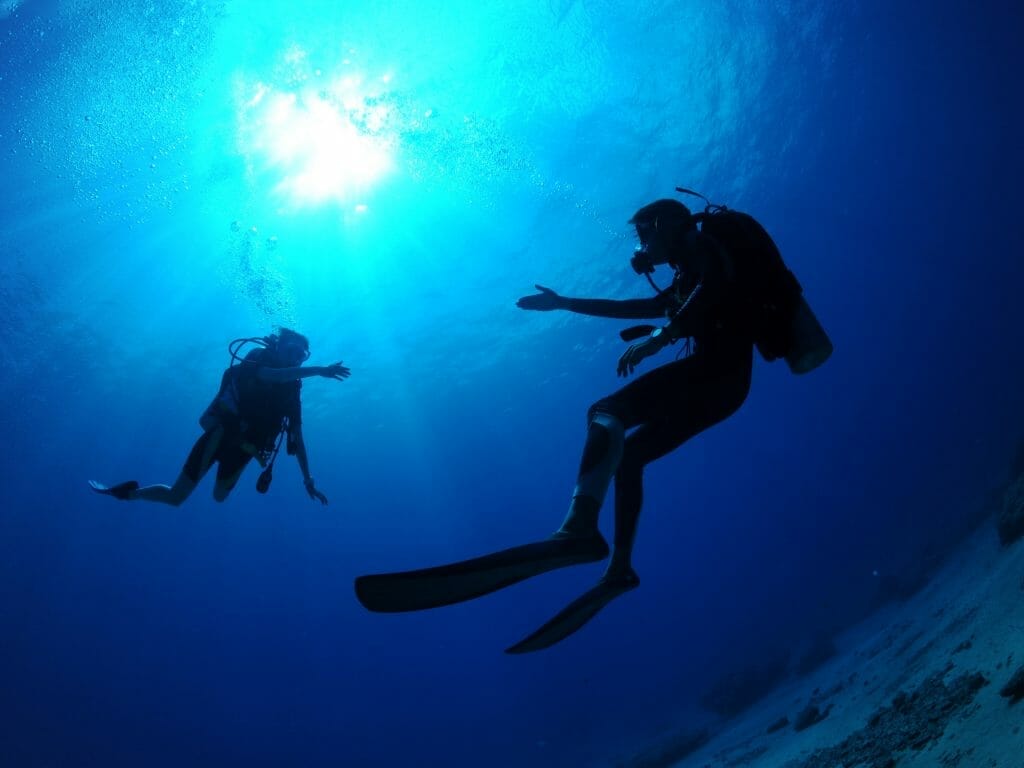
[629,198,695,275]
[266,328,310,367]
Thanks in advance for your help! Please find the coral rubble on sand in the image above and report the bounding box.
[787,671,988,768]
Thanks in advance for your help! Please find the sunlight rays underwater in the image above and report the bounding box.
[0,1,855,765]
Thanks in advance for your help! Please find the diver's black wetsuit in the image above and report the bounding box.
[185,351,302,489]
[566,226,756,552]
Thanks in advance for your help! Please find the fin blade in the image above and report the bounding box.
[505,573,638,654]
[355,535,608,613]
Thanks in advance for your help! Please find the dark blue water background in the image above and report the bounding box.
[1,1,1022,766]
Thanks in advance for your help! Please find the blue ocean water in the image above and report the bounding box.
[1,0,1022,765]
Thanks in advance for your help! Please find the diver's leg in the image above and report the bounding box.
[556,411,625,537]
[212,446,252,502]
[133,473,198,506]
[134,430,221,506]
[557,359,697,537]
[605,365,752,579]
[134,475,201,506]
[605,421,695,579]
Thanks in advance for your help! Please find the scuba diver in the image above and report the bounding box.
[90,328,350,506]
[355,189,832,653]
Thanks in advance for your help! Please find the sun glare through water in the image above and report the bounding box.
[235,46,396,212]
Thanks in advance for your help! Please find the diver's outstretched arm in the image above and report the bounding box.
[257,362,351,384]
[517,284,667,319]
[562,295,667,319]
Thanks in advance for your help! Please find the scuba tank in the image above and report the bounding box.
[785,295,833,374]
[197,335,296,494]
[686,193,832,375]
[198,337,271,431]
[199,397,227,432]
[198,373,241,432]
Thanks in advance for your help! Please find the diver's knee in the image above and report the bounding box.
[587,400,614,424]
[212,485,231,503]
[587,400,624,432]
[168,475,197,505]
[590,411,624,440]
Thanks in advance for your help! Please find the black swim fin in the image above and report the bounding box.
[88,480,140,500]
[355,534,609,613]
[505,570,639,654]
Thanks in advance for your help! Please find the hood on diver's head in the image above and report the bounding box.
[266,327,310,365]
[629,199,694,244]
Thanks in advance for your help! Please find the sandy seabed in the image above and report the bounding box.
[674,521,1024,768]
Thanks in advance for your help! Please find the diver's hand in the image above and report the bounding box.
[617,331,670,377]
[318,362,351,381]
[304,477,328,505]
[516,284,565,311]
